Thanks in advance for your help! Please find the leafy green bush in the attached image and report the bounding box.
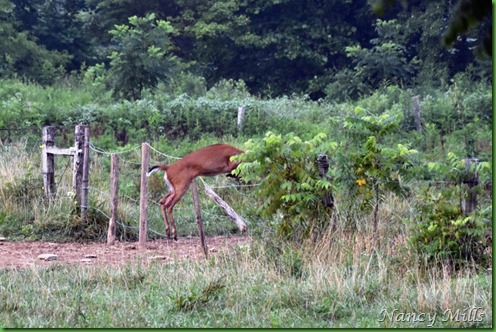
[408,152,492,268]
[334,106,418,230]
[409,188,491,268]
[0,210,23,238]
[234,132,335,242]
[2,173,42,204]
[65,202,119,242]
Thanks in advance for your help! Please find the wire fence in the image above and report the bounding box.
[0,128,491,241]
[85,141,254,239]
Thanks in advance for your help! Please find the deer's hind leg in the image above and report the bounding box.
[164,182,191,241]
[160,192,173,238]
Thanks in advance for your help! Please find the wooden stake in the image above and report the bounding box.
[192,179,208,258]
[139,143,150,249]
[317,154,334,208]
[412,95,422,133]
[42,126,56,200]
[81,126,90,219]
[107,154,119,245]
[237,106,246,132]
[72,125,85,207]
[462,158,479,215]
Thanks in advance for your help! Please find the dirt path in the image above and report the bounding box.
[0,236,249,269]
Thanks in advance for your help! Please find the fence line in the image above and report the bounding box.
[88,204,168,237]
[89,142,141,156]
[91,182,230,218]
[57,138,488,245]
[146,143,181,160]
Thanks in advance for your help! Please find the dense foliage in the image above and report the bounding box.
[234,132,335,242]
[1,0,491,98]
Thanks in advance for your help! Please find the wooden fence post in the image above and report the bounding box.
[412,95,423,133]
[41,125,91,211]
[107,154,119,245]
[42,126,56,200]
[81,126,90,219]
[192,179,208,258]
[72,125,85,207]
[139,143,150,249]
[462,158,479,215]
[317,154,334,208]
[237,106,246,132]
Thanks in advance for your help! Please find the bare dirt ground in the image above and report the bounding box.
[0,236,249,269]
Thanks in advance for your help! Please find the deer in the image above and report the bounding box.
[146,143,245,241]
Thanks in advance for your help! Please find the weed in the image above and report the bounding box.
[172,275,226,311]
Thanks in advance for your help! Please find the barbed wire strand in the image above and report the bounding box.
[88,205,167,237]
[146,143,181,160]
[197,176,261,192]
[89,141,181,167]
[89,142,141,156]
[56,158,72,185]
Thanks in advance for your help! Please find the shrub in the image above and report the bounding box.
[408,188,491,268]
[408,152,492,268]
[334,106,418,230]
[234,132,336,243]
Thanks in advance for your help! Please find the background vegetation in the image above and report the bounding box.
[0,0,492,328]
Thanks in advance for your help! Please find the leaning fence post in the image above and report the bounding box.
[192,179,208,258]
[203,184,248,232]
[139,143,150,249]
[107,153,119,245]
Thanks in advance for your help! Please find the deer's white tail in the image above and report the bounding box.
[147,165,161,177]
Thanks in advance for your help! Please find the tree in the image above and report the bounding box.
[12,0,95,70]
[372,0,492,57]
[344,19,419,93]
[105,13,180,100]
[173,0,374,97]
[338,106,418,231]
[443,0,492,57]
[0,0,70,83]
[77,0,181,63]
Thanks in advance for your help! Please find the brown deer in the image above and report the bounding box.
[147,143,244,240]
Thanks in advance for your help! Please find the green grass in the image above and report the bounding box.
[0,235,491,328]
